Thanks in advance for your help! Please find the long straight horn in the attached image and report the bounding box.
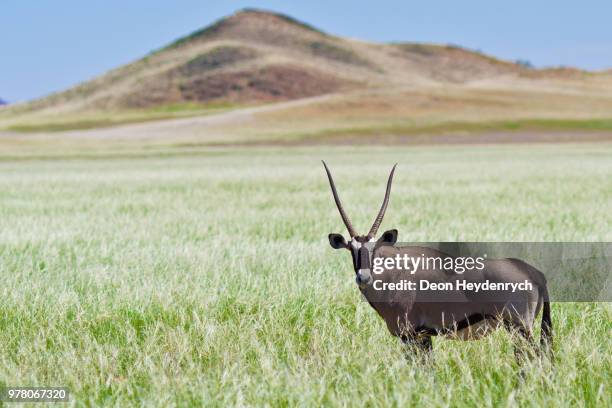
[367,164,397,239]
[322,161,357,238]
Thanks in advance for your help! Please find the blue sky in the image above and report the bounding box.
[2,1,611,102]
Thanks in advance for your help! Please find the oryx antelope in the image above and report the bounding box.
[322,161,552,357]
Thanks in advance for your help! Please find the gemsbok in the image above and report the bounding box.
[322,161,552,358]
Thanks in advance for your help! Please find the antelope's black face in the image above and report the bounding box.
[322,160,398,288]
[329,230,398,288]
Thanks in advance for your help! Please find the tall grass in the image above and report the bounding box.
[0,144,610,406]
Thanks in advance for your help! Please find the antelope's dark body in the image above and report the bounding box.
[364,245,552,344]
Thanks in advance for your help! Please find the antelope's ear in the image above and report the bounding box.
[377,229,398,246]
[328,233,348,249]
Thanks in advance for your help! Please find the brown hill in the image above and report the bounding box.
[4,7,612,144]
[12,9,536,114]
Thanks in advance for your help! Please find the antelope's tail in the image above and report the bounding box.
[540,286,553,351]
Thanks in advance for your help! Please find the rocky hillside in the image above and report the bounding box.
[14,9,538,114]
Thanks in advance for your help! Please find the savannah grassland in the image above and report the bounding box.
[0,143,610,407]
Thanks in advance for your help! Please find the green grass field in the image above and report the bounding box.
[0,144,610,406]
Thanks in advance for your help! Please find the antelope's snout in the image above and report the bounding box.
[356,268,373,287]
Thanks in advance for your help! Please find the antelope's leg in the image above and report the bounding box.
[504,319,536,363]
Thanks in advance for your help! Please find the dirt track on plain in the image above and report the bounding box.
[2,91,612,147]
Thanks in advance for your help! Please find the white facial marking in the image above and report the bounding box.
[350,240,362,250]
